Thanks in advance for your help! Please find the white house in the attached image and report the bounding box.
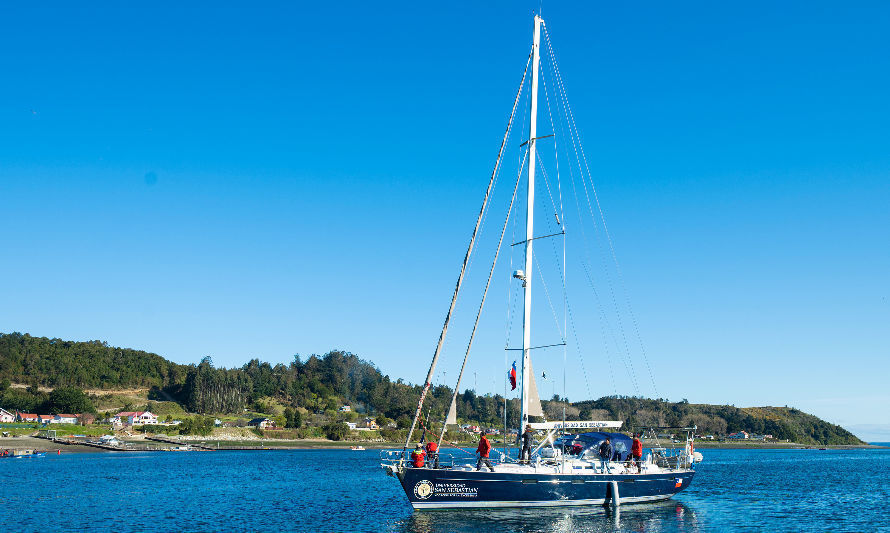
[338,405,351,412]
[37,415,53,425]
[113,411,159,426]
[248,417,275,429]
[51,414,78,424]
[0,408,15,423]
[346,422,357,430]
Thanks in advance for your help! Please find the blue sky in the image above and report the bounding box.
[1,2,888,440]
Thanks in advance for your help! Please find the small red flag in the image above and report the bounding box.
[509,361,517,390]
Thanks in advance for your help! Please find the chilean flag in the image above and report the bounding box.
[509,361,517,390]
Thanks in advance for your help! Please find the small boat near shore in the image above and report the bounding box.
[351,446,366,451]
[1,449,46,458]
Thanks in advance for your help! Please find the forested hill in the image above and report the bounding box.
[0,332,864,445]
[0,332,189,388]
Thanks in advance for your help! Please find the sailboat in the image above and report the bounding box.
[382,14,700,509]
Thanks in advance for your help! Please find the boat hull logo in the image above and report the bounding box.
[414,480,434,500]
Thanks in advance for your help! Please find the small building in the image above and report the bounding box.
[0,408,15,423]
[37,415,54,425]
[16,413,38,423]
[248,417,275,429]
[51,414,79,424]
[113,411,159,426]
[728,431,750,440]
[338,405,351,412]
[346,422,357,430]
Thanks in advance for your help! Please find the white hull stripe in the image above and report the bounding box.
[411,494,672,509]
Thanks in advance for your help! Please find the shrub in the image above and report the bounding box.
[323,422,349,441]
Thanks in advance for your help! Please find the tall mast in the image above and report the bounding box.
[520,14,542,432]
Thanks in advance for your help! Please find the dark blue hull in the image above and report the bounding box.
[397,467,694,509]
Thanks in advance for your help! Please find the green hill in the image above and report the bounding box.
[573,397,862,445]
[0,332,864,445]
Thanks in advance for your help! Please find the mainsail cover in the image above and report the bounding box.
[445,396,458,425]
[527,358,544,417]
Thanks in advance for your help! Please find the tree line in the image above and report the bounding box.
[0,332,862,445]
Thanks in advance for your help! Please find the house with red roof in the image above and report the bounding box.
[16,412,39,423]
[37,415,53,425]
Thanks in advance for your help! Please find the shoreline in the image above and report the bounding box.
[4,436,883,454]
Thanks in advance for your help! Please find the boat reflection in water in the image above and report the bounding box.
[390,500,700,533]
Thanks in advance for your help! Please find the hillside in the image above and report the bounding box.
[572,397,862,446]
[0,332,864,445]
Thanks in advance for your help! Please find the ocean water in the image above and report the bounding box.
[0,446,888,532]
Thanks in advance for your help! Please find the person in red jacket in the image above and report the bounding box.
[631,433,643,473]
[411,443,426,468]
[476,434,495,471]
[425,441,439,469]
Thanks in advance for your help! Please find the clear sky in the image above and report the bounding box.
[1,2,888,441]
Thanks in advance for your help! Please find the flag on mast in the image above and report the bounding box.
[509,361,517,390]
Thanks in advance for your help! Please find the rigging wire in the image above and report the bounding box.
[437,148,528,447]
[532,251,564,340]
[543,27,648,397]
[543,26,658,398]
[403,47,534,454]
[538,67,571,404]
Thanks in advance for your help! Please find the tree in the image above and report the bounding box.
[0,378,10,392]
[323,422,349,441]
[283,407,302,429]
[47,387,94,414]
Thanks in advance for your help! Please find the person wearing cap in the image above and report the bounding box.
[520,424,534,463]
[411,443,426,468]
[475,433,495,471]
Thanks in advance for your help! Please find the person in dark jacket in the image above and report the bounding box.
[598,437,613,473]
[631,434,643,473]
[476,434,495,471]
[520,424,534,463]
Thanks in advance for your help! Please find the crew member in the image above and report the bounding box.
[425,440,439,469]
[631,433,643,473]
[476,434,495,472]
[520,424,534,463]
[598,437,613,473]
[411,443,426,468]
